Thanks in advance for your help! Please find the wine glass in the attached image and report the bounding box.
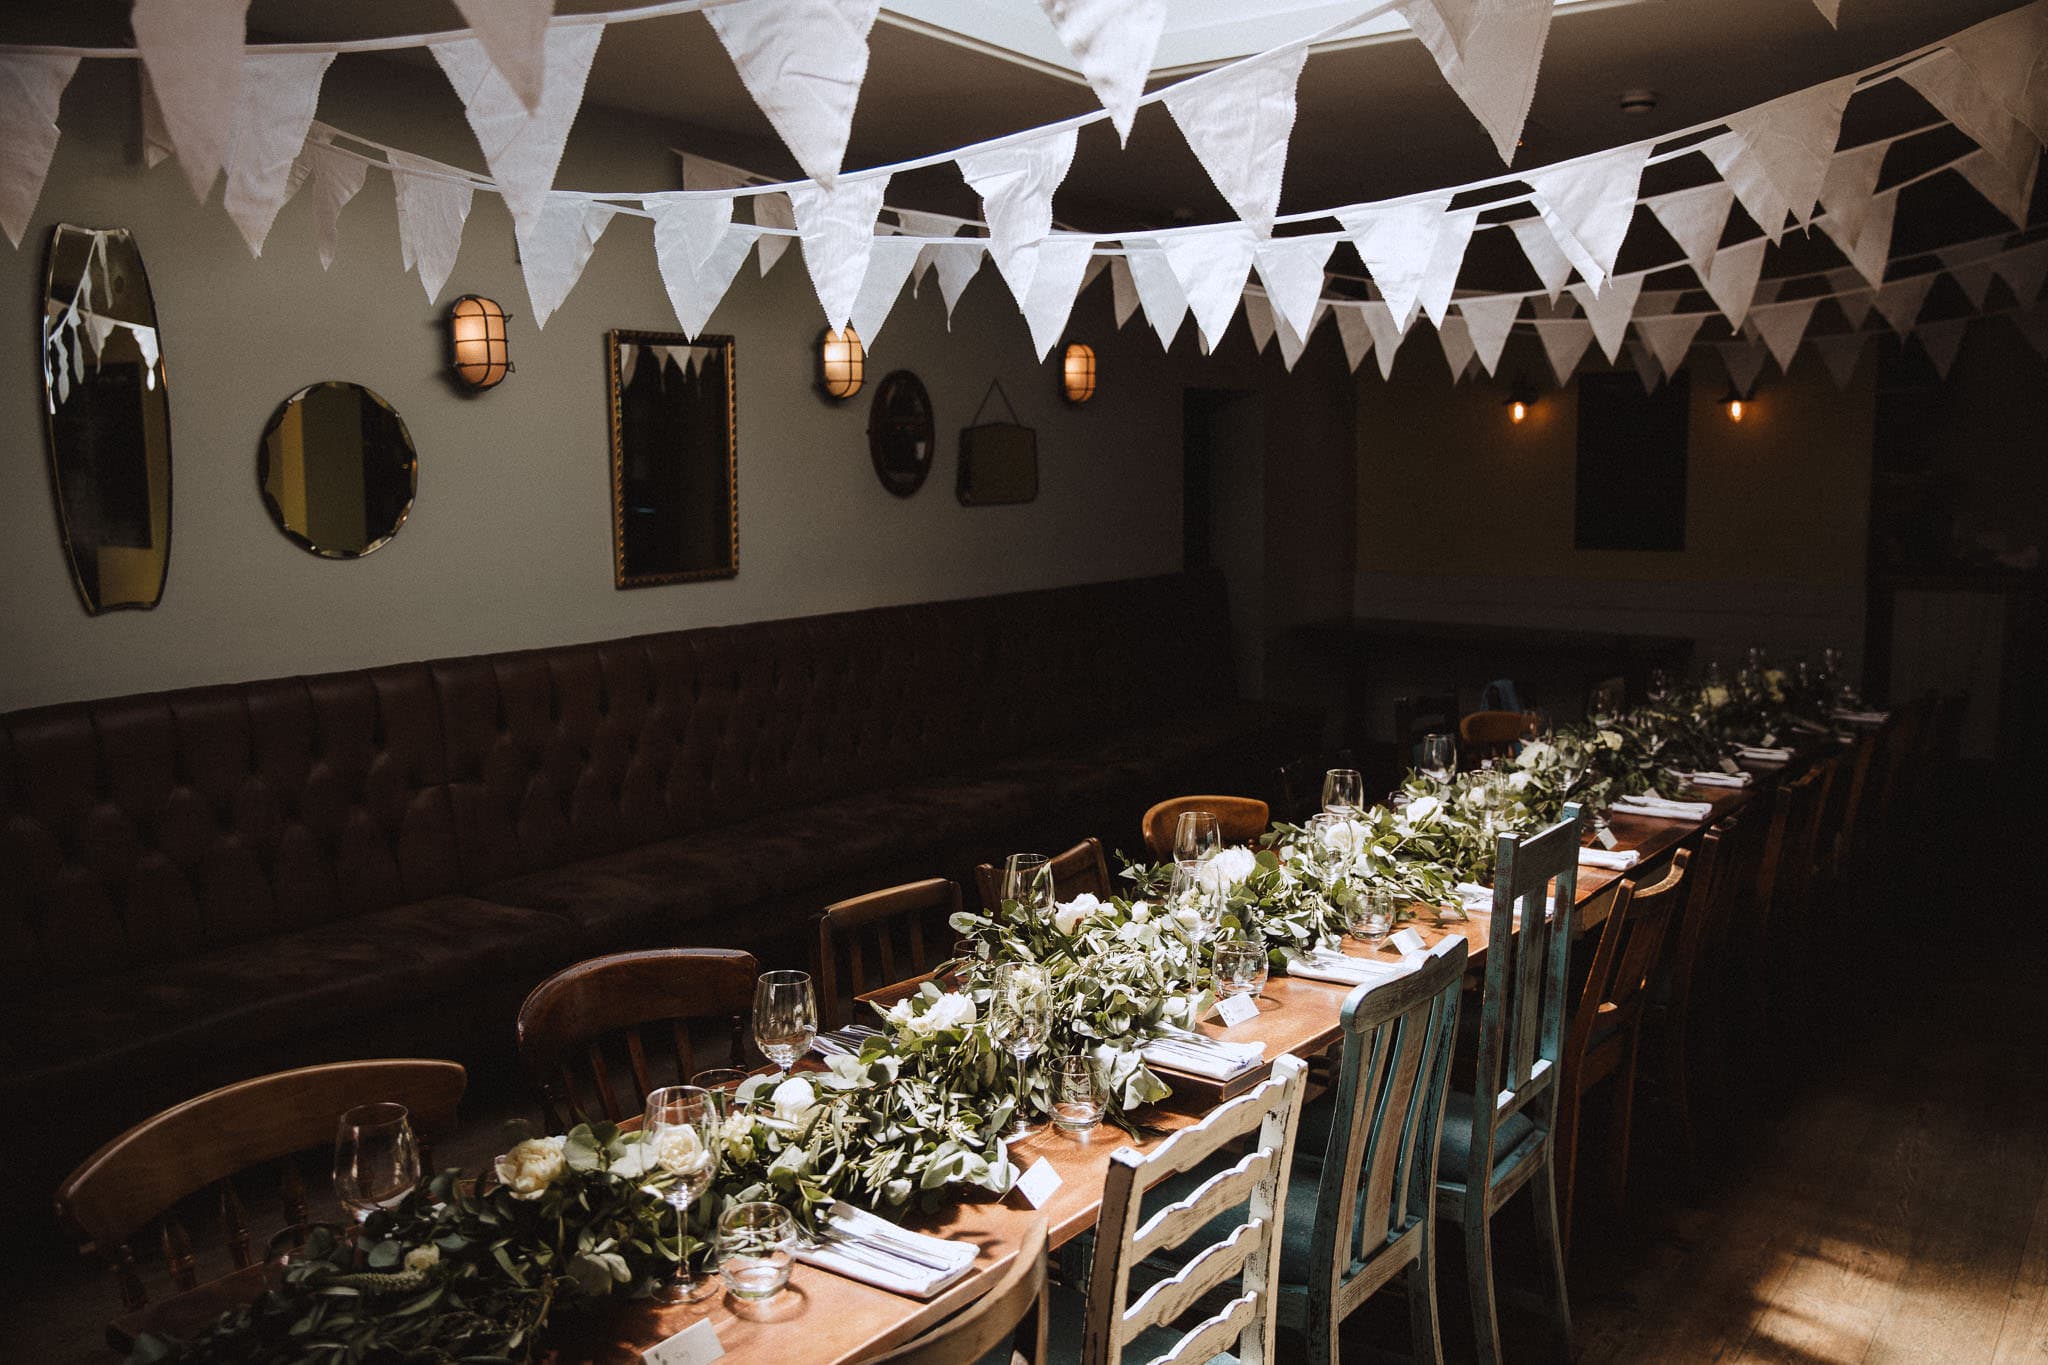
[1420,734,1457,784]
[1173,810,1221,864]
[333,1102,420,1223]
[991,961,1052,1141]
[643,1085,719,1304]
[1320,768,1364,815]
[752,970,817,1078]
[1002,853,1055,918]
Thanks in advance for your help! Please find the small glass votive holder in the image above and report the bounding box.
[1053,1054,1105,1133]
[1214,940,1266,997]
[717,1201,797,1301]
[1349,888,1396,943]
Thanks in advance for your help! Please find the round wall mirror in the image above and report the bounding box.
[258,382,418,558]
[867,370,934,497]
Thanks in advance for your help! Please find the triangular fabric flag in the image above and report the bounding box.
[1874,273,1934,334]
[294,127,367,270]
[892,208,958,291]
[1810,0,1841,27]
[1018,236,1098,358]
[1954,147,2040,229]
[220,53,334,256]
[0,54,80,249]
[1906,49,2039,192]
[1568,273,1645,363]
[1242,290,1277,353]
[1396,0,1554,165]
[1416,209,1480,327]
[1079,252,1108,296]
[1648,181,1733,279]
[1816,141,1888,248]
[648,198,759,338]
[652,193,731,275]
[1108,254,1139,328]
[1995,240,2048,307]
[1916,317,1969,379]
[389,151,476,303]
[1162,44,1308,234]
[1816,189,1896,289]
[131,0,250,202]
[1718,336,1769,394]
[705,0,880,188]
[1835,286,1875,328]
[1627,335,1664,393]
[956,128,1078,304]
[1524,141,1653,291]
[1158,226,1257,349]
[1252,235,1334,341]
[680,152,754,191]
[1947,0,2048,145]
[925,241,985,325]
[1359,300,1408,380]
[1946,256,1997,310]
[1707,76,1855,242]
[787,173,891,331]
[843,234,925,353]
[1035,0,1166,144]
[1703,236,1769,328]
[2014,303,2048,361]
[1337,195,1457,330]
[1332,301,1375,373]
[1435,314,1476,380]
[140,69,175,168]
[1532,317,1594,386]
[1811,330,1867,388]
[432,24,600,236]
[1635,289,1681,318]
[1750,297,1818,372]
[1124,240,1190,349]
[1510,215,1575,299]
[1273,299,1327,371]
[450,0,555,115]
[515,196,614,328]
[751,191,796,275]
[1458,293,1522,376]
[1634,311,1706,376]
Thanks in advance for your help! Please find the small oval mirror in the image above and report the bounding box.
[257,382,418,558]
[867,370,934,498]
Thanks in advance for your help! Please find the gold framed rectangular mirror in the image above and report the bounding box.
[605,329,736,587]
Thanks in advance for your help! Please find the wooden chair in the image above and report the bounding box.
[817,878,961,1028]
[1275,751,1357,826]
[56,1058,465,1337]
[873,1217,1048,1365]
[1752,761,1833,1041]
[1139,795,1272,861]
[1458,710,1535,765]
[1554,850,1690,1251]
[1080,1055,1309,1365]
[974,837,1113,911]
[1643,822,1738,1180]
[516,948,756,1130]
[1437,806,1580,1365]
[1294,938,1470,1365]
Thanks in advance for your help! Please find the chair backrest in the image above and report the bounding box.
[974,837,1113,910]
[1459,710,1534,762]
[1475,808,1581,1142]
[1305,940,1468,1344]
[817,878,961,1028]
[1754,766,1827,933]
[1393,692,1459,767]
[1479,678,1524,713]
[873,1217,1048,1365]
[1571,850,1690,1062]
[1659,824,1732,1020]
[1140,795,1272,861]
[56,1058,465,1313]
[1274,751,1356,826]
[516,948,757,1130]
[1083,1055,1309,1365]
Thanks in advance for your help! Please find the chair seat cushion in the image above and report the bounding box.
[1436,1091,1539,1188]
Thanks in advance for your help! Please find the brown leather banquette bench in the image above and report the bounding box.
[0,569,1314,1215]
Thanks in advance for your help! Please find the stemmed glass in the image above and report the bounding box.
[1002,853,1055,917]
[1169,861,1227,940]
[333,1102,421,1223]
[752,970,817,1079]
[643,1085,719,1304]
[1320,768,1364,815]
[991,961,1052,1141]
[1420,734,1457,784]
[1173,810,1221,864]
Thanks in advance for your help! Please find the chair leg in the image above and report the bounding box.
[1551,1082,1581,1259]
[1660,1011,1699,1182]
[1528,1150,1575,1361]
[1463,1208,1504,1365]
[1408,1237,1445,1365]
[1606,1042,1642,1221]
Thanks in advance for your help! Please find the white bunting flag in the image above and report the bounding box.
[1436,314,1476,380]
[2015,303,2048,361]
[1163,44,1308,235]
[433,25,599,236]
[1634,311,1706,376]
[706,0,880,188]
[1996,240,2048,307]
[1635,289,1681,318]
[648,196,759,337]
[1252,235,1334,341]
[1273,299,1327,371]
[132,0,251,202]
[1749,297,1818,372]
[1568,273,1645,363]
[1397,0,1554,165]
[1916,317,1969,379]
[1242,290,1277,353]
[1524,142,1652,292]
[1079,251,1108,296]
[451,0,554,114]
[1954,147,2040,229]
[515,196,614,328]
[1835,287,1875,328]
[295,126,367,270]
[1358,300,1408,380]
[1811,330,1867,388]
[1707,77,1854,242]
[1159,226,1257,350]
[925,241,985,325]
[1416,209,1480,327]
[1035,0,1166,145]
[787,173,891,332]
[892,208,957,290]
[1332,301,1375,373]
[140,70,175,169]
[389,151,476,303]
[1817,188,1896,289]
[680,151,753,191]
[1627,336,1663,393]
[1810,0,1841,27]
[1019,236,1098,358]
[1337,196,1461,331]
[1874,273,1934,334]
[1817,141,1889,248]
[1532,317,1594,386]
[1907,49,2039,195]
[1703,236,1770,328]
[221,53,334,256]
[1947,1,2048,145]
[1108,254,1139,328]
[1718,336,1769,394]
[654,192,732,275]
[1124,240,1191,349]
[1648,182,1733,280]
[1943,253,1997,310]
[844,234,925,352]
[749,192,796,275]
[1510,215,1575,300]
[956,128,1078,304]
[0,54,80,248]
[1458,294,1522,376]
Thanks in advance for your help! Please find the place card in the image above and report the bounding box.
[1595,827,1620,849]
[1387,927,1427,956]
[1013,1158,1063,1208]
[1761,732,1778,748]
[643,1319,724,1365]
[1215,993,1259,1028]
[1718,756,1742,774]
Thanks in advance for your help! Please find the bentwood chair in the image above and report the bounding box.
[974,837,1113,911]
[1643,822,1737,1180]
[516,948,756,1130]
[1751,762,1833,1043]
[1554,851,1690,1251]
[1458,710,1535,765]
[1076,1056,1309,1365]
[1438,806,1580,1365]
[56,1059,465,1344]
[817,878,962,1027]
[874,1217,1049,1365]
[1139,795,1271,861]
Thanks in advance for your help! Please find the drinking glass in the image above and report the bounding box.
[1173,810,1221,864]
[1304,811,1344,871]
[717,1201,797,1302]
[1420,734,1457,783]
[1002,853,1055,917]
[1170,862,1226,940]
[752,970,817,1078]
[333,1102,420,1223]
[691,1069,753,1113]
[1052,1054,1105,1134]
[644,1085,719,1303]
[1349,887,1396,943]
[1213,940,1267,998]
[991,961,1053,1140]
[1320,768,1365,815]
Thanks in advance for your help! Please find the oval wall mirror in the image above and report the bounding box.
[867,370,934,498]
[40,224,173,614]
[257,382,418,558]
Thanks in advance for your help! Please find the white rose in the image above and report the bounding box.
[403,1245,440,1273]
[1599,730,1623,751]
[493,1135,567,1201]
[1703,685,1730,707]
[1515,740,1555,769]
[652,1123,712,1179]
[924,990,978,1032]
[1317,819,1369,855]
[1198,846,1258,891]
[885,997,917,1031]
[1404,794,1442,825]
[1172,905,1203,933]
[771,1076,817,1123]
[1127,900,1151,923]
[1051,893,1099,936]
[1507,770,1531,791]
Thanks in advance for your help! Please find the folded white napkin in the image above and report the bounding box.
[796,1202,979,1298]
[1684,770,1752,788]
[1455,882,1495,914]
[1140,1035,1266,1081]
[1287,949,1420,987]
[1831,708,1889,725]
[1579,846,1640,870]
[1614,793,1714,820]
[1737,744,1793,762]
